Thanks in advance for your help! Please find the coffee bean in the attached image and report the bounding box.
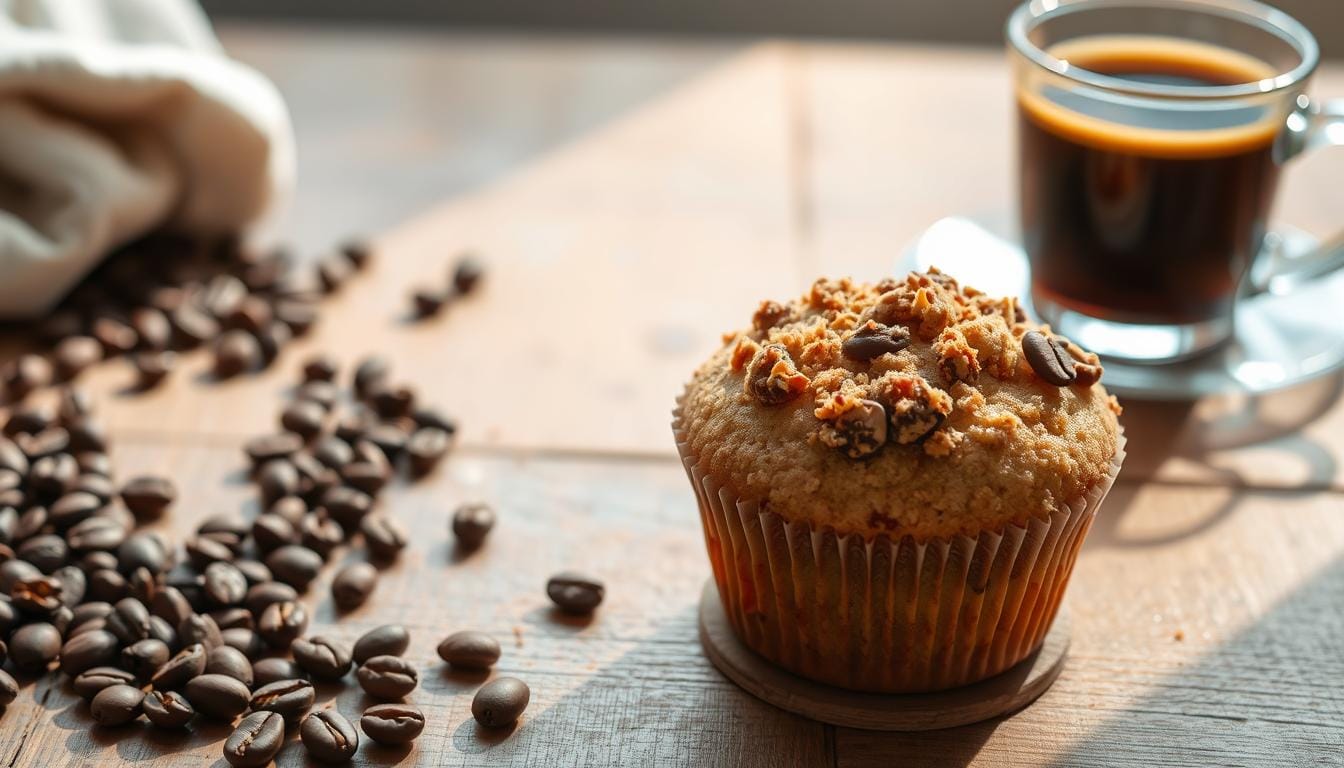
[302,355,339,384]
[130,307,172,351]
[369,384,415,420]
[311,437,352,471]
[1021,330,1077,386]
[86,568,128,603]
[472,676,530,728]
[170,304,221,347]
[224,710,285,767]
[295,515,339,560]
[49,603,74,635]
[205,644,254,686]
[132,351,176,389]
[70,600,114,629]
[185,535,234,569]
[0,438,28,476]
[280,400,325,440]
[291,451,338,501]
[412,288,448,317]
[4,402,52,436]
[75,450,112,477]
[317,253,353,293]
[244,580,298,617]
[258,599,308,650]
[65,419,108,453]
[118,532,168,574]
[106,597,153,644]
[265,545,323,590]
[356,655,418,700]
[222,627,266,659]
[73,666,137,700]
[50,491,102,529]
[453,255,484,295]
[209,606,252,632]
[185,673,251,721]
[273,299,317,336]
[252,657,307,688]
[234,559,272,586]
[334,409,376,443]
[178,613,224,650]
[322,486,371,531]
[52,564,86,605]
[292,636,353,681]
[302,709,359,763]
[352,356,389,400]
[250,678,315,723]
[407,427,451,476]
[66,516,126,553]
[341,454,390,497]
[255,459,300,505]
[92,316,138,356]
[341,238,373,269]
[122,638,170,681]
[0,668,15,708]
[91,683,144,726]
[29,453,78,497]
[149,585,193,627]
[436,631,501,670]
[70,471,112,504]
[13,574,65,614]
[330,562,377,610]
[59,629,120,675]
[298,380,339,412]
[120,476,175,519]
[143,689,194,729]
[249,514,294,553]
[214,330,260,378]
[15,539,67,575]
[366,424,408,460]
[245,433,303,468]
[224,295,272,336]
[203,562,248,607]
[452,503,495,550]
[360,514,407,560]
[3,355,51,400]
[353,624,409,664]
[18,427,69,460]
[0,559,42,592]
[360,703,425,745]
[547,571,605,614]
[53,336,103,380]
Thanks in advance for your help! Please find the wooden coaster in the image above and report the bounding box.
[698,579,1070,731]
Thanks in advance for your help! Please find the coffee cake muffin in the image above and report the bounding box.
[673,268,1123,693]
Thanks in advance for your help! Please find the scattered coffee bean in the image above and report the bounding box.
[360,514,407,560]
[302,708,360,763]
[151,643,208,690]
[222,627,267,659]
[330,562,377,610]
[105,597,152,644]
[122,638,170,682]
[73,666,137,700]
[353,624,410,664]
[58,628,120,675]
[3,354,51,400]
[205,645,255,687]
[340,238,373,269]
[143,689,195,729]
[452,503,496,550]
[185,673,251,721]
[253,657,308,687]
[53,336,103,380]
[317,253,353,293]
[130,307,172,350]
[256,459,300,504]
[453,255,484,295]
[224,710,286,767]
[407,427,451,476]
[133,351,176,388]
[10,622,61,670]
[90,683,145,726]
[258,599,308,649]
[302,355,339,383]
[92,317,139,356]
[214,330,261,378]
[356,655,418,700]
[280,400,326,440]
[360,703,425,745]
[178,613,224,649]
[244,580,299,617]
[244,433,303,468]
[203,561,248,607]
[120,476,175,519]
[437,631,501,670]
[322,486,371,531]
[265,545,323,591]
[352,356,389,400]
[292,636,353,680]
[472,676,530,728]
[250,678,316,723]
[0,669,15,708]
[412,288,448,317]
[1021,330,1077,386]
[118,532,168,574]
[547,571,606,614]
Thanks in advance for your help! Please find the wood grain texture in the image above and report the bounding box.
[0,24,1341,768]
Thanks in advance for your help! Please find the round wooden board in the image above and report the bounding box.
[698,579,1070,731]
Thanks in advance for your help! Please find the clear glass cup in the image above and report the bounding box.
[1008,0,1344,363]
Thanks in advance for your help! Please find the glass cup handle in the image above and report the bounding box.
[1250,96,1344,296]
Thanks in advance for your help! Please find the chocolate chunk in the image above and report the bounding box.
[1021,331,1077,386]
[841,321,911,361]
[745,345,809,406]
[819,399,888,458]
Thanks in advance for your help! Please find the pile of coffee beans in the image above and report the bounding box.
[409,254,485,319]
[0,234,373,399]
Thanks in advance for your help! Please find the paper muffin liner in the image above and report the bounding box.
[673,402,1124,694]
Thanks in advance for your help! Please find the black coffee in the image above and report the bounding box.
[1019,37,1282,324]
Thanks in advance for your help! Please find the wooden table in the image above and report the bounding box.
[3,25,1343,767]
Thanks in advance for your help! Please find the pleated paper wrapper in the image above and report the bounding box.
[674,405,1124,694]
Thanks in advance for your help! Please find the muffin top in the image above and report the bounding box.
[679,269,1122,541]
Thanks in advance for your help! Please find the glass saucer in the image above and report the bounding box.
[898,215,1344,400]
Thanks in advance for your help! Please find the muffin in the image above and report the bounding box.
[673,269,1123,693]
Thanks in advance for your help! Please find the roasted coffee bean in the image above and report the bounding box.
[273,299,317,336]
[18,426,69,460]
[71,600,113,629]
[185,535,233,569]
[0,668,15,708]
[360,703,425,745]
[317,253,353,293]
[178,613,224,649]
[65,419,108,453]
[66,516,126,552]
[437,631,501,670]
[132,351,176,389]
[221,627,266,659]
[130,307,172,351]
[170,304,220,347]
[251,514,295,552]
[28,454,76,498]
[451,503,495,550]
[291,452,338,501]
[151,642,207,690]
[356,655,418,700]
[92,317,138,356]
[185,673,251,721]
[106,597,152,644]
[202,275,249,319]
[202,562,248,607]
[340,458,390,497]
[266,545,323,590]
[12,574,65,614]
[257,461,302,508]
[547,572,605,614]
[366,424,408,459]
[49,604,74,635]
[75,450,112,477]
[3,403,52,436]
[407,427,451,476]
[202,530,244,557]
[453,255,484,295]
[369,385,415,420]
[214,330,260,378]
[234,559,272,585]
[73,666,137,700]
[150,585,194,627]
[321,486,371,531]
[122,638,170,681]
[334,409,375,443]
[472,676,530,728]
[311,436,352,471]
[302,709,360,763]
[258,599,308,650]
[297,380,339,412]
[16,537,68,574]
[120,476,175,519]
[341,238,373,269]
[143,689,194,729]
[52,565,86,605]
[352,356,389,400]
[2,354,51,399]
[87,568,129,603]
[291,515,339,557]
[244,580,298,617]
[130,565,161,604]
[209,606,254,631]
[330,562,377,610]
[0,559,42,592]
[147,614,177,648]
[253,657,307,688]
[245,433,303,468]
[412,288,448,317]
[59,629,120,675]
[224,295,273,336]
[280,400,325,440]
[250,678,315,723]
[302,355,338,384]
[1021,330,1077,386]
[50,491,101,529]
[72,472,115,503]
[68,614,107,638]
[201,644,254,687]
[118,532,167,574]
[353,624,409,664]
[224,710,285,767]
[91,684,144,726]
[53,336,103,380]
[197,513,250,539]
[411,407,457,434]
[292,636,353,680]
[360,514,407,560]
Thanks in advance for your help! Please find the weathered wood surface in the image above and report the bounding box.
[0,25,1341,767]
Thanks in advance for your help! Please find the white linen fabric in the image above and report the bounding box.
[0,0,293,318]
